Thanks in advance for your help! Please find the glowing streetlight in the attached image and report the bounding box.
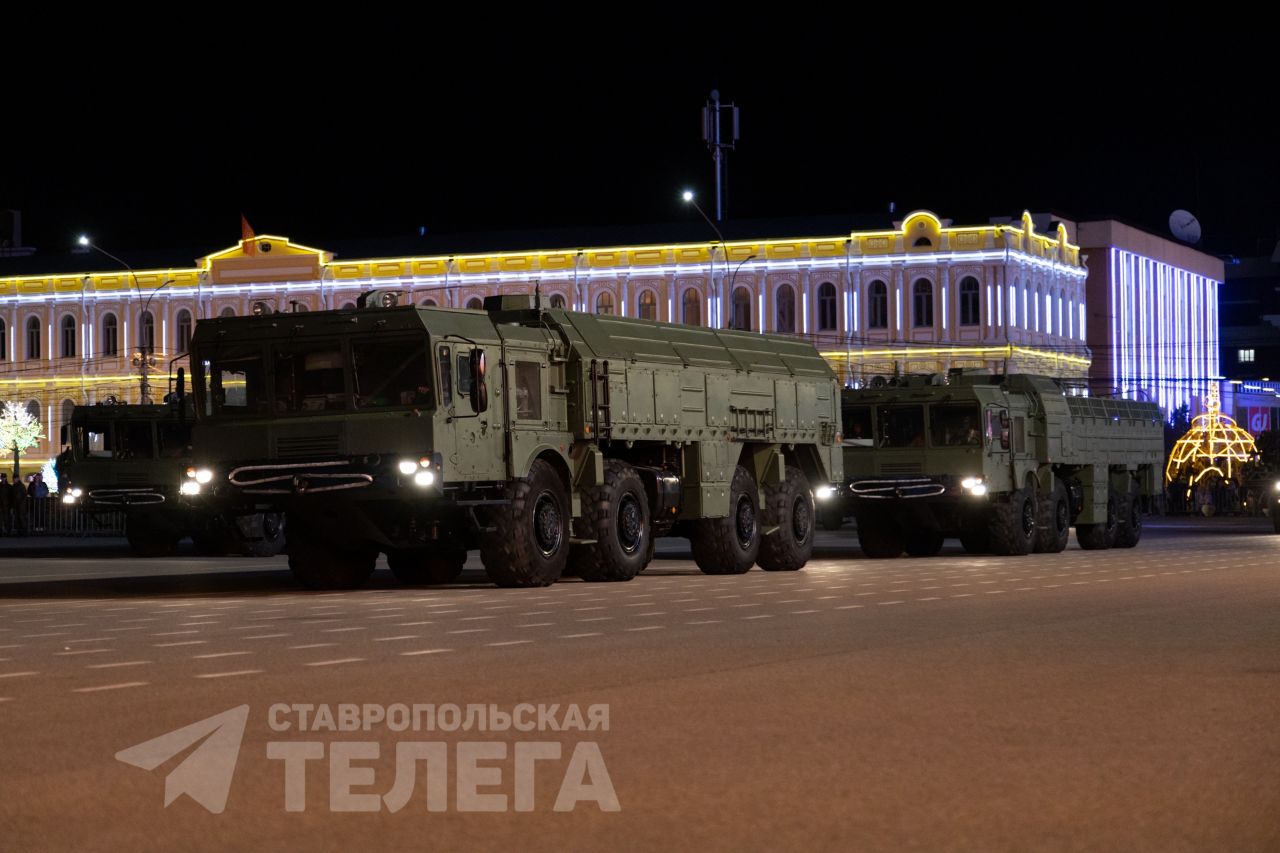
[75,235,166,404]
[681,190,727,328]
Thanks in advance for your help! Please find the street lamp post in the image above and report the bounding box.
[682,191,727,328]
[77,236,169,404]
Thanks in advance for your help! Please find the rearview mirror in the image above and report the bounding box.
[469,349,488,413]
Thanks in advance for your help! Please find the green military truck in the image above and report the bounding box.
[182,293,843,589]
[57,399,285,557]
[831,372,1164,557]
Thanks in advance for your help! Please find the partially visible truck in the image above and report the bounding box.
[831,372,1164,557]
[57,396,285,557]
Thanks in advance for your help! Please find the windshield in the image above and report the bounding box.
[202,345,268,418]
[196,333,433,419]
[841,405,873,447]
[353,336,433,409]
[876,405,925,448]
[76,420,112,458]
[929,404,982,447]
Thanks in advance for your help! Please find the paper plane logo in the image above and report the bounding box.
[115,705,250,814]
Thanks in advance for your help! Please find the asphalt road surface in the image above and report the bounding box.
[1,519,1277,851]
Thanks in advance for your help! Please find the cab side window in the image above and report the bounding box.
[515,361,541,420]
[438,346,453,407]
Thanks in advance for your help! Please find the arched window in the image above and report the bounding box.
[420,299,437,308]
[637,290,657,321]
[959,276,980,326]
[25,400,40,425]
[682,289,701,326]
[776,284,796,333]
[730,287,751,331]
[912,279,933,328]
[292,303,309,313]
[550,294,566,309]
[60,315,76,358]
[139,310,155,354]
[817,282,838,332]
[341,301,357,310]
[176,310,193,353]
[25,317,40,360]
[868,281,888,329]
[466,297,483,310]
[102,313,118,357]
[595,292,615,315]
[219,306,236,318]
[0,318,6,361]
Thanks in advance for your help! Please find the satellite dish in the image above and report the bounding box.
[1169,210,1202,244]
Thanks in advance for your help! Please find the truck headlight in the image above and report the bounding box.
[962,476,987,496]
[815,485,835,501]
[180,481,202,496]
[398,460,419,475]
[62,494,77,504]
[71,488,82,498]
[414,470,435,487]
[1274,480,1280,492]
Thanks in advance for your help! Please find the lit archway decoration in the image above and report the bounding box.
[1165,386,1257,485]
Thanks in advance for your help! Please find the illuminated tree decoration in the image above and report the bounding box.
[1164,386,1257,485]
[0,401,45,478]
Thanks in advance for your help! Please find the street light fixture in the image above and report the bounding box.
[681,190,727,328]
[76,235,168,404]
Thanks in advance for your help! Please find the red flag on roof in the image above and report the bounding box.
[241,214,256,255]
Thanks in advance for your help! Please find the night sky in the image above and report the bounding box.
[5,22,1275,260]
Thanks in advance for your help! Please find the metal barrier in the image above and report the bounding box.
[1,497,126,537]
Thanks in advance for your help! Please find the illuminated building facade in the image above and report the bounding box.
[0,210,1089,471]
[1076,219,1224,415]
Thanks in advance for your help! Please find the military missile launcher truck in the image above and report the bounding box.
[832,373,1163,558]
[56,399,285,557]
[184,293,843,589]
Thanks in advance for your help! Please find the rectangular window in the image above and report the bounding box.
[352,336,433,409]
[929,404,982,447]
[1013,416,1026,454]
[438,345,453,407]
[273,342,347,413]
[456,353,473,400]
[1239,348,1256,363]
[80,422,111,457]
[876,405,924,448]
[118,422,156,459]
[515,361,542,420]
[204,346,268,417]
[840,405,873,447]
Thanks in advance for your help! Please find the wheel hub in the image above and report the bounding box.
[617,494,642,554]
[533,492,563,557]
[735,495,756,549]
[792,496,811,541]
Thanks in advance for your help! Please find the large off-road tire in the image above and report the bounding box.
[286,521,377,590]
[990,489,1036,556]
[855,511,904,559]
[1034,483,1071,554]
[125,515,181,558]
[571,461,651,582]
[387,545,466,585]
[481,459,570,587]
[1076,490,1118,550]
[959,527,989,554]
[758,467,814,571]
[690,465,760,575]
[1112,487,1143,548]
[904,528,944,557]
